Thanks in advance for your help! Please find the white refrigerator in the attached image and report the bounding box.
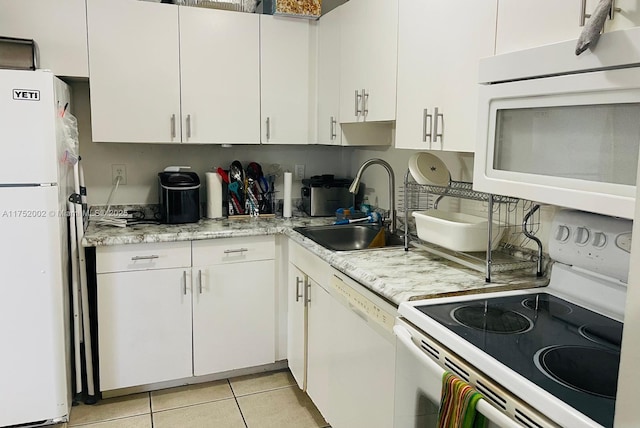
[0,69,73,426]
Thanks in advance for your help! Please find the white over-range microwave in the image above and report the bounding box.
[474,27,640,219]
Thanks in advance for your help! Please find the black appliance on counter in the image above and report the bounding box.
[158,168,201,224]
[301,175,354,217]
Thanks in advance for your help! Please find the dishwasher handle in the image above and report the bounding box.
[393,325,523,428]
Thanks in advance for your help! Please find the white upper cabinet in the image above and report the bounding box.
[0,0,89,78]
[495,0,640,55]
[602,0,640,32]
[316,7,341,146]
[87,0,260,144]
[395,0,497,152]
[179,7,260,144]
[260,15,316,144]
[339,0,398,123]
[87,0,181,143]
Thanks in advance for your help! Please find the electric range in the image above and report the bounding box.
[397,209,632,427]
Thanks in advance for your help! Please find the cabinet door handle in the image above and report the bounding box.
[171,114,176,139]
[182,270,187,296]
[306,281,311,304]
[198,269,203,294]
[361,89,368,116]
[265,117,271,141]
[580,0,589,25]
[186,114,192,140]
[580,0,620,25]
[423,108,433,143]
[224,248,248,254]
[131,255,159,261]
[609,0,621,19]
[354,90,362,116]
[433,107,444,145]
[295,277,304,302]
[330,116,337,140]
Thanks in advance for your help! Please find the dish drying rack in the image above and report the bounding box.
[400,170,544,282]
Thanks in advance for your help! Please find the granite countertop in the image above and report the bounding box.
[83,214,549,306]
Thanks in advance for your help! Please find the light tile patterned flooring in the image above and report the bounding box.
[56,370,329,428]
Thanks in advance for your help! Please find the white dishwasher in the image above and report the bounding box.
[328,270,396,428]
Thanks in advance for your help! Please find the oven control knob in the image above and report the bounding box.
[575,227,590,245]
[592,232,607,248]
[555,225,570,242]
[616,232,632,253]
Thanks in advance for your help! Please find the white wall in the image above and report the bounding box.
[349,144,474,210]
[71,81,351,206]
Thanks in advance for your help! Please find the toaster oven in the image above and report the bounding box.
[301,175,354,217]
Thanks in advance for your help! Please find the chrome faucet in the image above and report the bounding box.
[349,158,396,235]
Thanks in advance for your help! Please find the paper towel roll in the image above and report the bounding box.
[205,172,223,219]
[283,172,292,218]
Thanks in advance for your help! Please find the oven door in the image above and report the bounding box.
[394,321,522,428]
[474,66,640,219]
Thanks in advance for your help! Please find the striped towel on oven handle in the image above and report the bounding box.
[437,371,487,428]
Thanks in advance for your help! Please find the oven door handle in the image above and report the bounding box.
[394,325,445,376]
[393,325,523,428]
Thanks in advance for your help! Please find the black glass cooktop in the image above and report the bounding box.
[416,293,623,428]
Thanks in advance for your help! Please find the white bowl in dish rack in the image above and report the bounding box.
[412,210,505,252]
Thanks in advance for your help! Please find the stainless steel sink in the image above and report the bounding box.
[294,224,404,251]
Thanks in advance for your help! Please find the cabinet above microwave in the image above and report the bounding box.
[474,30,640,219]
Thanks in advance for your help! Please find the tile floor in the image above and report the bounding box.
[56,370,329,428]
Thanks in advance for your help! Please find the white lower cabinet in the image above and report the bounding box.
[97,267,193,391]
[96,237,276,391]
[306,278,333,419]
[287,240,396,428]
[192,238,276,376]
[287,262,307,389]
[287,240,333,421]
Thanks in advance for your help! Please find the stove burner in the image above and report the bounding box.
[535,345,620,399]
[579,324,623,348]
[521,296,572,316]
[451,305,533,334]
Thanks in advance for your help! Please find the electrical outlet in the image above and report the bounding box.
[111,164,127,185]
[294,164,305,180]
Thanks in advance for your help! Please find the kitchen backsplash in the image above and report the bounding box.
[72,80,556,254]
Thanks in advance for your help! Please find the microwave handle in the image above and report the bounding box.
[394,325,522,428]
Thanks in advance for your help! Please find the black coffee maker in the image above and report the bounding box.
[158,167,201,224]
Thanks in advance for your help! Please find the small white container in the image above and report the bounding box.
[412,210,505,252]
